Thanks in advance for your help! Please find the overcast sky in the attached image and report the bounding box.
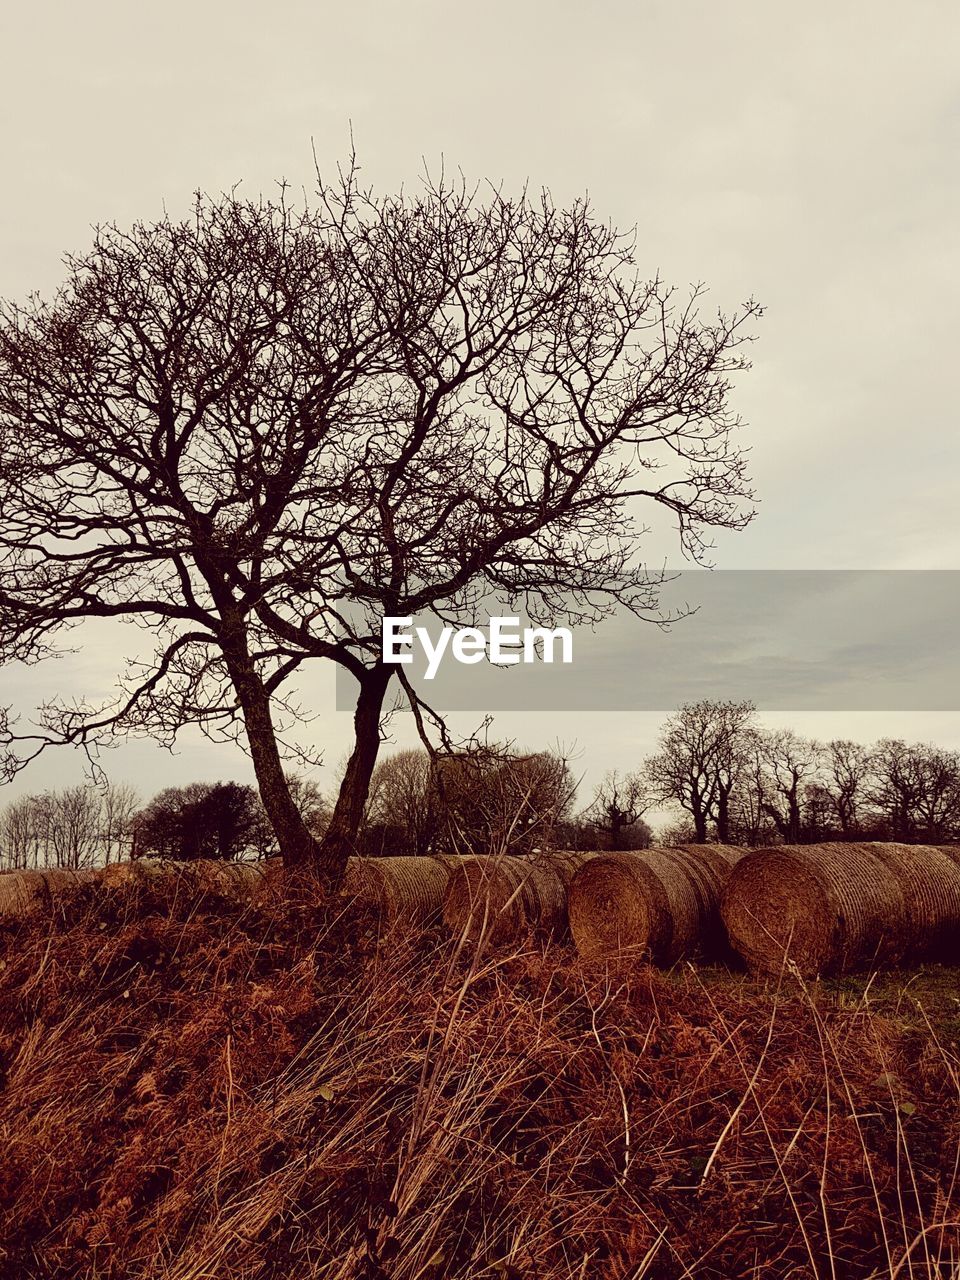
[1,0,959,810]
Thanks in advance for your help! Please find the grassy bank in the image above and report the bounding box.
[1,875,958,1279]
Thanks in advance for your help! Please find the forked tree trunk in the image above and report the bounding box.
[222,633,325,875]
[319,665,393,879]
[691,793,709,843]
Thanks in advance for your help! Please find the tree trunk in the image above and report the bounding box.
[716,785,731,844]
[319,665,393,878]
[691,794,708,843]
[221,635,324,875]
[787,784,801,844]
[761,801,789,839]
[609,810,624,851]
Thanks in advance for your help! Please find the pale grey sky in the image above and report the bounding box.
[1,0,959,809]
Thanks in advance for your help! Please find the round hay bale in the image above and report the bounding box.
[178,859,273,895]
[98,858,169,888]
[340,855,454,924]
[720,842,960,977]
[568,844,746,965]
[0,866,97,917]
[442,854,579,943]
[539,850,602,888]
[99,858,271,884]
[0,854,458,927]
[98,858,279,909]
[0,859,264,921]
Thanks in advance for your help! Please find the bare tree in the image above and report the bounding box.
[364,749,439,857]
[0,167,760,882]
[644,700,756,843]
[0,795,41,870]
[866,739,960,843]
[284,776,330,842]
[755,729,823,844]
[727,739,780,846]
[432,747,577,857]
[824,738,873,837]
[0,786,108,870]
[708,702,757,842]
[100,782,140,864]
[911,747,960,841]
[656,817,700,848]
[580,769,650,850]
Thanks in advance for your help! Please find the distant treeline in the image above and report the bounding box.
[1,700,957,870]
[0,779,329,872]
[640,700,960,848]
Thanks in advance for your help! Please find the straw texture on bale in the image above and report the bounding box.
[341,854,458,924]
[568,844,746,965]
[721,841,960,977]
[441,852,599,943]
[96,857,272,895]
[0,866,98,917]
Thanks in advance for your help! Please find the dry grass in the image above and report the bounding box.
[1,874,960,1278]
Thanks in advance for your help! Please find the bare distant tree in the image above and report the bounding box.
[433,748,577,857]
[708,702,757,842]
[656,817,700,848]
[865,739,922,841]
[0,786,102,870]
[42,786,103,869]
[799,781,839,843]
[824,739,873,837]
[866,739,960,843]
[581,769,651,850]
[0,795,41,870]
[0,783,142,870]
[100,782,140,864]
[727,743,780,846]
[0,166,760,882]
[755,730,823,844]
[284,776,330,842]
[911,747,960,841]
[364,749,439,857]
[644,700,756,842]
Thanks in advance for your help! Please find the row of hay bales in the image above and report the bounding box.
[563,840,960,977]
[5,841,960,978]
[0,846,737,967]
[564,841,960,977]
[0,855,454,925]
[0,847,733,961]
[0,852,586,933]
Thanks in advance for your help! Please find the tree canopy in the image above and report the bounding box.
[0,166,760,879]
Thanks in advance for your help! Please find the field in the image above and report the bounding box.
[1,873,960,1280]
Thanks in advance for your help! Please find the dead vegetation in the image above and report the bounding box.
[2,874,960,1278]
